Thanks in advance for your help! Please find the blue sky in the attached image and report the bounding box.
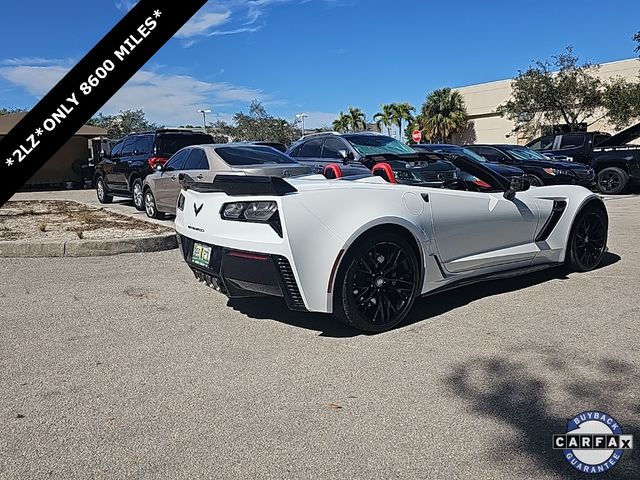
[1,0,639,129]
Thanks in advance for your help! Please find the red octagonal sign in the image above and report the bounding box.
[412,129,422,143]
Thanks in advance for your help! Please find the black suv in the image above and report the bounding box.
[95,129,214,210]
[286,132,458,186]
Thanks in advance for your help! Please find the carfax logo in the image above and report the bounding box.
[553,411,633,474]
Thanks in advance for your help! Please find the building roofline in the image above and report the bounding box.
[454,57,639,90]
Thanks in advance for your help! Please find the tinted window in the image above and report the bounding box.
[299,139,323,157]
[121,137,136,156]
[559,134,585,149]
[110,140,124,158]
[184,149,209,170]
[165,149,190,171]
[135,135,153,154]
[527,136,555,151]
[594,134,611,146]
[469,147,506,162]
[288,144,302,157]
[322,137,347,158]
[156,132,214,156]
[215,146,296,166]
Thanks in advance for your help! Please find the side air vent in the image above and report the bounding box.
[274,256,307,311]
[536,200,567,242]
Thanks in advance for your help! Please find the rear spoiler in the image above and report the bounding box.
[179,174,297,196]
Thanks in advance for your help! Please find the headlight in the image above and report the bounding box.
[221,201,278,222]
[177,193,185,211]
[543,167,573,176]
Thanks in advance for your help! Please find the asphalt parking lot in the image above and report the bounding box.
[1,195,639,479]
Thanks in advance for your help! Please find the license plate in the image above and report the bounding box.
[191,243,212,267]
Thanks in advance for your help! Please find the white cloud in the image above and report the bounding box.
[302,111,339,129]
[0,60,272,127]
[175,11,232,38]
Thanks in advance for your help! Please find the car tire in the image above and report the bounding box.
[96,176,113,204]
[527,174,544,187]
[334,231,420,332]
[565,204,608,272]
[144,188,164,220]
[597,167,629,195]
[131,178,145,211]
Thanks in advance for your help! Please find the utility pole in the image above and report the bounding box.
[296,113,308,137]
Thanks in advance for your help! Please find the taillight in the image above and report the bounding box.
[148,157,168,169]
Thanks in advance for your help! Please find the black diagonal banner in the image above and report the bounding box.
[0,0,207,207]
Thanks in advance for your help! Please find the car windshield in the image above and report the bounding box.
[156,133,214,156]
[215,146,296,166]
[502,145,549,161]
[345,135,416,156]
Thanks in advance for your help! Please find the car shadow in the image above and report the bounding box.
[229,252,620,338]
[445,347,639,478]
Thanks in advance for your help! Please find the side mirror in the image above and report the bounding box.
[154,163,165,172]
[503,177,531,200]
[337,149,353,164]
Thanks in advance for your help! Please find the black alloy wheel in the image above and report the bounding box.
[527,174,544,187]
[566,206,608,272]
[597,167,628,195]
[336,232,419,332]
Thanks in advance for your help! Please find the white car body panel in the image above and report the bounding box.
[175,175,604,314]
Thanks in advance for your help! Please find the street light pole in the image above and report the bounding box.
[197,109,212,132]
[296,113,308,137]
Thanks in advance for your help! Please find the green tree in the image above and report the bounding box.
[0,107,28,116]
[373,104,394,136]
[88,109,161,138]
[389,102,415,141]
[347,107,367,132]
[496,48,604,136]
[418,88,468,143]
[332,112,351,133]
[209,101,298,144]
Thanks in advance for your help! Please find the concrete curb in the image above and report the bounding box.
[0,233,177,258]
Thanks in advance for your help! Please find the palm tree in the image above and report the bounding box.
[373,104,394,135]
[347,107,367,132]
[332,112,350,133]
[389,102,415,141]
[419,88,468,143]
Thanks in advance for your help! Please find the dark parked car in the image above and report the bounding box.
[466,144,596,188]
[526,131,611,164]
[94,129,214,210]
[413,144,526,180]
[287,132,458,186]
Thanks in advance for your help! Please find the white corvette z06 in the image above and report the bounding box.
[174,158,608,332]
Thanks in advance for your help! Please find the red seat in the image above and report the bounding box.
[371,163,397,183]
[324,164,343,179]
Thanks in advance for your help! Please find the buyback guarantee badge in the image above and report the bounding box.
[553,411,633,474]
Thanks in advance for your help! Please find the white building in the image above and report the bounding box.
[454,58,640,144]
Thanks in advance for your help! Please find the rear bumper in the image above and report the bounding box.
[177,234,307,311]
